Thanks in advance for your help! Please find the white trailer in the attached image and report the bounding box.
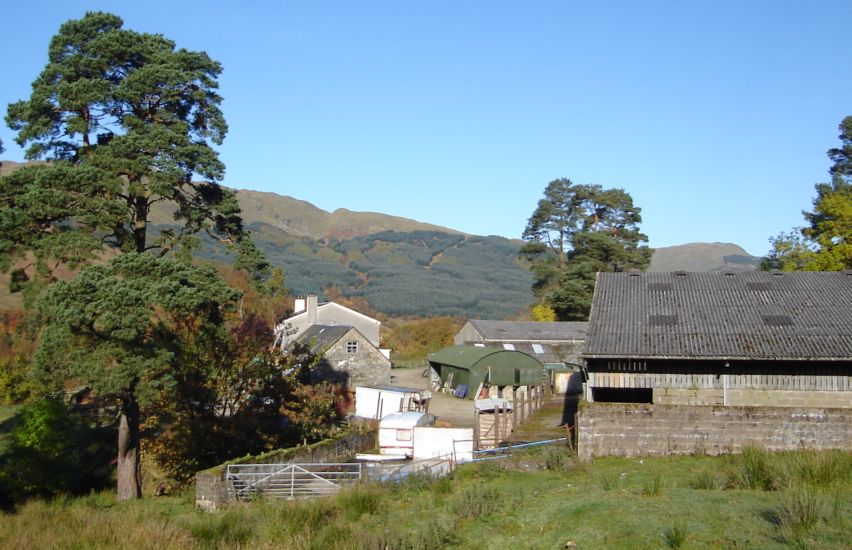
[378,412,435,457]
[355,385,427,420]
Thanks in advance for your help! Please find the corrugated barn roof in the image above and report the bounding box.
[468,320,587,341]
[585,271,852,360]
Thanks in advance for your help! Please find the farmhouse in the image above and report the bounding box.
[274,295,383,351]
[295,324,391,390]
[583,271,852,407]
[577,271,852,459]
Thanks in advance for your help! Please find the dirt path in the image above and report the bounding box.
[390,367,475,428]
[507,394,578,444]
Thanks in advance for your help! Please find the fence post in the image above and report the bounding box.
[511,387,517,430]
[474,408,480,450]
[527,386,533,418]
[494,405,501,447]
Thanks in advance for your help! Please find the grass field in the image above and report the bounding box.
[0,448,848,549]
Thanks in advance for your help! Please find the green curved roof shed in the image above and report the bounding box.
[428,345,545,398]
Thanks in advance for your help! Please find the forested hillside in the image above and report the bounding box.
[199,225,534,319]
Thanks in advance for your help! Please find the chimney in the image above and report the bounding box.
[307,294,318,324]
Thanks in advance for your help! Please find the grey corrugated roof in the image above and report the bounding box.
[296,324,354,354]
[469,320,587,342]
[585,271,852,360]
[473,341,584,366]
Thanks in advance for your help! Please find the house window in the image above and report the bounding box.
[346,341,358,353]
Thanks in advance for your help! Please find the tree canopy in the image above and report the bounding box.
[36,253,240,499]
[521,179,651,320]
[3,11,265,280]
[761,117,852,271]
[1,12,270,500]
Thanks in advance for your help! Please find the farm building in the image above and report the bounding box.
[454,320,586,393]
[296,325,391,390]
[275,294,385,352]
[577,270,852,460]
[583,271,852,408]
[454,319,586,365]
[427,345,545,399]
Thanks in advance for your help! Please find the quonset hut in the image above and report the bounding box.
[428,345,545,400]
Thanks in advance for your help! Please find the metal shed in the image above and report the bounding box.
[427,345,545,399]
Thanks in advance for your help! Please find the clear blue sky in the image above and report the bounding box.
[2,2,850,256]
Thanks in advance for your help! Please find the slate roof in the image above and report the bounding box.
[295,324,355,354]
[468,320,587,342]
[585,271,852,361]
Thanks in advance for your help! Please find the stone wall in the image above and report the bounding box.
[195,425,377,510]
[577,403,852,460]
[319,329,391,389]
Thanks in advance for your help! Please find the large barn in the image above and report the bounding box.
[583,271,852,408]
[577,271,852,459]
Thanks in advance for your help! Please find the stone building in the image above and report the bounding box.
[274,295,383,351]
[296,325,391,390]
[583,271,852,408]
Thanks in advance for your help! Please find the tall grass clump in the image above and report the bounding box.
[337,483,387,520]
[598,471,620,491]
[774,483,825,534]
[690,470,726,490]
[781,449,851,488]
[733,447,778,490]
[641,472,666,496]
[663,522,688,549]
[187,507,254,548]
[450,485,501,520]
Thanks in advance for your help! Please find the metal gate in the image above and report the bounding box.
[226,463,362,500]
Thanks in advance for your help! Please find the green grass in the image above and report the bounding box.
[0,452,848,549]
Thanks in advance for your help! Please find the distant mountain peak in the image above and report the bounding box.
[649,242,760,272]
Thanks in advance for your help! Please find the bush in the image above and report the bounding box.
[0,396,114,502]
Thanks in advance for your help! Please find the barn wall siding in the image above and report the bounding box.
[577,403,852,460]
[588,372,852,406]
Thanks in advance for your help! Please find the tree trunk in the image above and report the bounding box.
[117,398,142,500]
[133,194,149,253]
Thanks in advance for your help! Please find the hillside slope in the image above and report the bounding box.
[649,242,761,272]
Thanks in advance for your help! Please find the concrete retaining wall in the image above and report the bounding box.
[577,403,852,460]
[195,426,377,510]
